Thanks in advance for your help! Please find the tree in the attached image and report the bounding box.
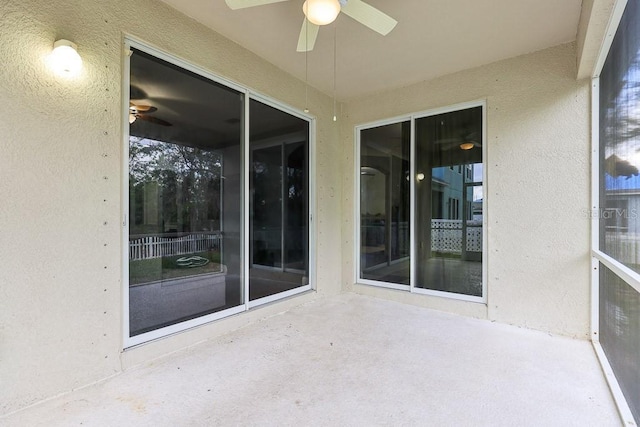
[129,136,222,235]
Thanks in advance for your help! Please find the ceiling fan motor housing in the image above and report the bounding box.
[227,0,397,52]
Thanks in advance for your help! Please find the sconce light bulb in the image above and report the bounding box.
[416,173,425,181]
[50,39,82,77]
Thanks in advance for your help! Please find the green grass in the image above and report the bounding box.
[129,250,222,285]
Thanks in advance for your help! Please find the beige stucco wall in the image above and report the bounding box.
[341,43,592,338]
[0,0,341,415]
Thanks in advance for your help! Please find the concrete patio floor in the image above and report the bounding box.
[2,293,621,426]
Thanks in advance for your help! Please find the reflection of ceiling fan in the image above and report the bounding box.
[129,102,172,126]
[435,132,481,151]
[360,166,380,176]
[225,0,397,52]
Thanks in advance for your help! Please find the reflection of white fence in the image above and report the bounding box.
[431,219,482,253]
[129,233,222,261]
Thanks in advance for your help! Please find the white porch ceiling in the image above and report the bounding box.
[159,0,583,100]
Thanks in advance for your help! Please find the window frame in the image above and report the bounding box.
[590,0,639,424]
[353,100,487,303]
[591,0,640,331]
[122,37,316,348]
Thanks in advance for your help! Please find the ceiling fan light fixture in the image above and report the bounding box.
[303,0,341,26]
[460,142,475,150]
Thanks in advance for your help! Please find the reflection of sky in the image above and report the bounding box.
[473,163,483,182]
[473,187,483,202]
[606,173,640,191]
[472,163,483,202]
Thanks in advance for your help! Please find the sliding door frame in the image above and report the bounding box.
[589,0,638,424]
[246,93,315,309]
[355,115,412,292]
[354,100,487,303]
[122,37,315,348]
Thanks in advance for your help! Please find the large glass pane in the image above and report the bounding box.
[359,121,411,284]
[249,100,309,301]
[599,0,640,273]
[252,145,283,268]
[415,107,483,296]
[599,264,640,421]
[284,142,308,270]
[128,49,243,337]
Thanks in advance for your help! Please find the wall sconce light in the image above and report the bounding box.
[303,0,341,25]
[459,142,475,150]
[50,39,82,76]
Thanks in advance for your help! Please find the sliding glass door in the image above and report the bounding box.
[249,99,310,301]
[359,121,411,285]
[415,107,483,297]
[357,103,485,300]
[125,43,312,345]
[128,48,243,337]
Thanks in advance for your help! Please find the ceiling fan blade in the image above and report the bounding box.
[225,0,289,10]
[137,114,172,127]
[434,137,460,145]
[130,103,157,113]
[340,0,397,35]
[296,19,320,52]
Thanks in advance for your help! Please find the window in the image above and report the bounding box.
[448,197,460,220]
[125,43,312,345]
[357,103,485,300]
[594,0,640,421]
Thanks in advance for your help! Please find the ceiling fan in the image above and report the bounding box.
[225,0,397,52]
[435,131,482,151]
[129,102,172,126]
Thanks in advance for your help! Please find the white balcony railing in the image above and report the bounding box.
[431,219,482,253]
[361,220,482,254]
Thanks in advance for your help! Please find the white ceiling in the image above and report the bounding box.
[159,0,583,101]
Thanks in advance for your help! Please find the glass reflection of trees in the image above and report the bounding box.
[129,137,222,236]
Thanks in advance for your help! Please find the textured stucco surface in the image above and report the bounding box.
[0,0,340,415]
[341,43,592,338]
